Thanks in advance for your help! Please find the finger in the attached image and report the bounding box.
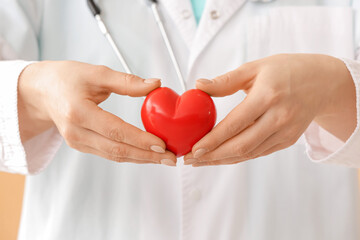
[72,126,176,164]
[65,127,176,166]
[94,65,161,97]
[196,63,256,97]
[190,131,298,167]
[78,101,167,153]
[190,103,272,161]
[74,144,161,165]
[191,133,282,166]
[258,143,292,158]
[202,132,297,166]
[191,156,251,167]
[237,132,285,160]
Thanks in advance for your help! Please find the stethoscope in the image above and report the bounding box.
[87,0,187,92]
[87,0,276,93]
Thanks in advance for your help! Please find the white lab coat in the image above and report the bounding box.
[1,0,360,239]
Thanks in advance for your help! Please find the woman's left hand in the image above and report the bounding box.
[184,54,356,167]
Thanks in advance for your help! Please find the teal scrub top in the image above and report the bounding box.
[190,0,206,24]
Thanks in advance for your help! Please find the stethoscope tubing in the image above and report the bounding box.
[87,0,275,93]
[150,2,186,92]
[87,0,132,74]
[87,0,186,93]
[94,15,132,74]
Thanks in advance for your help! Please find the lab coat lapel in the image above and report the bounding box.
[188,0,247,71]
[160,0,197,49]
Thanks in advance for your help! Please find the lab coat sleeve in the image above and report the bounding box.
[0,1,63,175]
[304,58,360,167]
[304,3,360,167]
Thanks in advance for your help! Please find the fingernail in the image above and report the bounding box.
[197,79,213,84]
[150,145,165,153]
[161,159,176,167]
[184,158,198,165]
[194,148,207,158]
[144,78,161,84]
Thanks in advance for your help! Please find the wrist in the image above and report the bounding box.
[18,62,52,122]
[313,56,357,141]
[316,56,355,117]
[18,62,54,141]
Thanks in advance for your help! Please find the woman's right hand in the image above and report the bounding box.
[18,61,176,166]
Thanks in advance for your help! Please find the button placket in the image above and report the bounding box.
[181,165,201,240]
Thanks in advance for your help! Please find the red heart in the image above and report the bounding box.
[141,87,217,157]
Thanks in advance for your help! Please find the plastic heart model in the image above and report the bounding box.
[141,87,217,157]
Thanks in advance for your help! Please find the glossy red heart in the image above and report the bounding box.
[141,87,217,157]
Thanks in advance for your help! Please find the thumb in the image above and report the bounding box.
[101,69,161,97]
[196,64,256,97]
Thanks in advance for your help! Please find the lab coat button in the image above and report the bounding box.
[181,10,191,19]
[210,10,219,20]
[189,188,202,201]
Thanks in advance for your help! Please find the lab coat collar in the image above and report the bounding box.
[160,0,247,75]
[188,0,247,70]
[159,0,197,49]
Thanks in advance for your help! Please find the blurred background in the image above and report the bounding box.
[0,172,25,240]
[1,171,360,239]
